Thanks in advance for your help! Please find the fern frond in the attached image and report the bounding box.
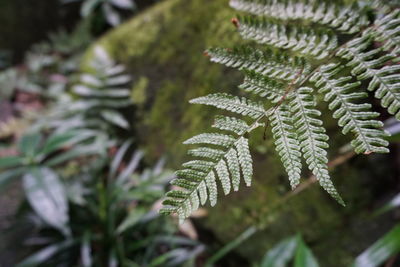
[372,9,400,56]
[206,47,307,81]
[161,135,253,223]
[183,133,236,148]
[311,63,389,154]
[183,160,215,172]
[239,70,285,102]
[289,87,344,204]
[230,0,369,33]
[269,104,302,188]
[190,93,265,119]
[235,136,253,186]
[188,147,226,160]
[337,32,400,120]
[236,16,338,59]
[213,115,250,135]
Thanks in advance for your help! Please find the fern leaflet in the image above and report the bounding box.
[311,63,389,154]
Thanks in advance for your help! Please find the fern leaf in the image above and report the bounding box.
[236,16,338,59]
[225,148,241,191]
[163,136,253,222]
[337,32,400,120]
[239,70,285,102]
[206,46,307,81]
[372,9,400,56]
[229,0,368,33]
[205,172,218,207]
[183,160,215,172]
[269,104,302,188]
[311,63,389,154]
[188,147,226,160]
[190,93,265,119]
[215,160,232,194]
[175,169,206,181]
[213,115,250,135]
[235,137,253,186]
[183,133,236,148]
[289,87,344,205]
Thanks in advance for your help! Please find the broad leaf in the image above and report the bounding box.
[81,0,101,17]
[375,193,400,216]
[17,240,75,267]
[81,231,93,267]
[103,3,121,26]
[116,150,144,185]
[261,236,298,267]
[23,167,70,235]
[294,237,319,267]
[19,133,41,157]
[109,140,132,178]
[0,156,24,169]
[354,224,400,267]
[110,0,135,9]
[0,167,27,191]
[116,208,147,234]
[101,110,129,129]
[45,144,102,166]
[40,129,97,157]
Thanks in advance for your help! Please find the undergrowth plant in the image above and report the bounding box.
[161,0,400,222]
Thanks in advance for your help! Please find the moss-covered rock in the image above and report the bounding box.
[85,0,399,265]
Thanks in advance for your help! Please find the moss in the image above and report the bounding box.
[131,76,148,105]
[84,0,398,265]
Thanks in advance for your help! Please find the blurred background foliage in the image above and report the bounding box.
[0,0,400,266]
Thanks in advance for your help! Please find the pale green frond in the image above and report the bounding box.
[236,16,338,59]
[163,136,253,223]
[239,70,285,102]
[206,46,307,81]
[235,137,253,186]
[183,133,236,148]
[190,93,265,119]
[183,160,215,172]
[225,148,241,191]
[213,115,250,135]
[229,0,369,33]
[289,87,344,205]
[337,32,400,120]
[175,169,206,182]
[311,63,389,154]
[372,9,400,56]
[215,160,232,195]
[269,104,302,188]
[188,147,225,160]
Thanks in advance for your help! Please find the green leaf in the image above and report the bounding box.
[100,110,130,129]
[354,224,400,267]
[81,231,93,267]
[19,133,41,157]
[45,144,103,167]
[109,140,132,178]
[260,236,297,267]
[116,150,144,185]
[103,3,121,26]
[40,130,85,156]
[17,240,75,267]
[294,237,319,267]
[110,0,135,9]
[375,193,400,216]
[116,208,147,234]
[0,168,27,191]
[23,167,70,235]
[81,0,101,17]
[0,156,24,169]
